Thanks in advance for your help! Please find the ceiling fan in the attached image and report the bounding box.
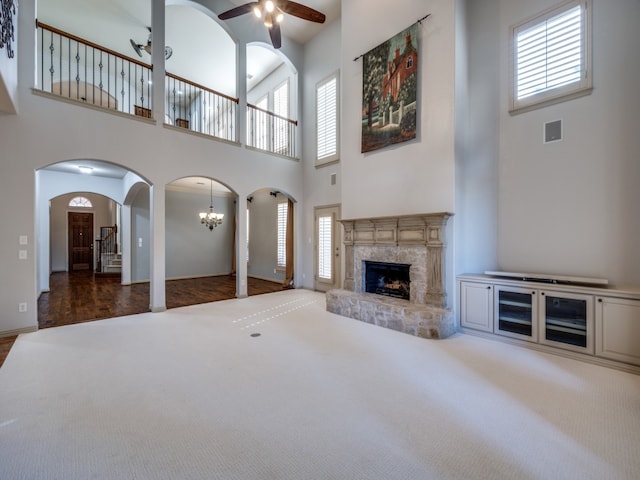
[130,27,173,60]
[218,0,326,49]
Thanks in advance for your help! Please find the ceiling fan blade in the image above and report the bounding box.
[269,21,282,49]
[129,39,143,57]
[279,1,326,23]
[218,2,259,20]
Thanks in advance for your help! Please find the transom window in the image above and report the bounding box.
[510,0,592,114]
[68,196,92,208]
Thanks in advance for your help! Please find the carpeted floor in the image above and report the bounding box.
[1,290,639,479]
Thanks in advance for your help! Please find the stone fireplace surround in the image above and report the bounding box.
[326,213,455,339]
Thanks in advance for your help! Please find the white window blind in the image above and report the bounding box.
[316,73,338,163]
[318,215,332,280]
[510,0,591,113]
[277,202,287,267]
[246,208,250,263]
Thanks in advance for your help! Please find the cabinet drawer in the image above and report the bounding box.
[596,297,640,366]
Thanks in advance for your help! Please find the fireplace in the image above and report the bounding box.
[326,212,455,339]
[363,261,410,300]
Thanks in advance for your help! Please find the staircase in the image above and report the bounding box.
[95,225,121,278]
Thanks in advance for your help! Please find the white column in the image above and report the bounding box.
[120,204,132,285]
[236,197,248,298]
[149,184,166,312]
[236,42,247,146]
[151,0,165,123]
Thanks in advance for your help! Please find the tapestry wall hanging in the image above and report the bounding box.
[362,23,419,153]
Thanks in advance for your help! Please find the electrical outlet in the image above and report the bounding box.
[19,303,27,313]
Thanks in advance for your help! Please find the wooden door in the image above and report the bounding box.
[68,212,94,271]
[314,205,341,292]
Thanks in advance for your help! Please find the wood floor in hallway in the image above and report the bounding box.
[0,272,284,368]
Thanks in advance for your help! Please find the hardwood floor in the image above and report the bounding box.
[0,272,284,368]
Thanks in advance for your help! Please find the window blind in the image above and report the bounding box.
[516,5,582,100]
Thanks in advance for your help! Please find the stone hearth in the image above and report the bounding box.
[326,213,454,339]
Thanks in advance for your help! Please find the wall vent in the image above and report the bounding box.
[544,119,563,143]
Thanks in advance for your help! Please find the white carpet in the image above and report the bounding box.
[1,289,639,479]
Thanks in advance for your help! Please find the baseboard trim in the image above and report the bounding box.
[1,326,38,338]
[459,327,640,375]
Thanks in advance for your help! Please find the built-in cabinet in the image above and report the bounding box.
[458,274,640,373]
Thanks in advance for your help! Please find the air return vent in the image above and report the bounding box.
[544,119,563,143]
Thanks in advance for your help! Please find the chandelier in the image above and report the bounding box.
[199,179,224,230]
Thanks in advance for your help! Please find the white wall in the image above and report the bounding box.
[247,189,283,283]
[454,0,499,277]
[131,184,151,283]
[490,0,640,287]
[165,188,234,279]
[341,0,456,220]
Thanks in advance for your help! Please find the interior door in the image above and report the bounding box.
[68,212,94,271]
[314,205,341,292]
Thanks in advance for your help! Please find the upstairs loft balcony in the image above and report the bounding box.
[35,21,297,159]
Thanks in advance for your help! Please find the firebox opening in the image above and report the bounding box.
[363,261,411,301]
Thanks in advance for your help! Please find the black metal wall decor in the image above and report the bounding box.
[0,0,17,58]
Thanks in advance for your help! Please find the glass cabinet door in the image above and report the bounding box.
[540,291,593,353]
[494,286,537,342]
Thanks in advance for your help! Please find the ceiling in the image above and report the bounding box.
[39,0,340,95]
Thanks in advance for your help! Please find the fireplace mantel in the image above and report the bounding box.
[339,212,452,307]
[327,212,454,339]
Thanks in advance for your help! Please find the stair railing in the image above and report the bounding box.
[95,225,118,273]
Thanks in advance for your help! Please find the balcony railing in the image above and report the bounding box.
[165,72,238,142]
[35,21,297,157]
[247,103,297,158]
[36,21,153,115]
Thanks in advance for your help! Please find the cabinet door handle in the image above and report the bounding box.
[598,298,602,303]
[487,286,491,290]
[541,292,545,296]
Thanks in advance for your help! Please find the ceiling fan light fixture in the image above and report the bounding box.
[275,9,284,23]
[265,1,275,13]
[253,5,262,18]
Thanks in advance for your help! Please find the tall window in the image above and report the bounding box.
[317,214,332,280]
[316,72,339,164]
[246,208,250,264]
[510,0,591,114]
[273,80,289,153]
[277,202,287,268]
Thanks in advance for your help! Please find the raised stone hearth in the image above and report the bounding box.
[326,212,454,339]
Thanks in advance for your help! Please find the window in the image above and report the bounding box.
[510,0,591,114]
[277,202,287,268]
[68,196,92,208]
[317,214,332,280]
[246,208,250,264]
[273,80,289,154]
[316,72,339,164]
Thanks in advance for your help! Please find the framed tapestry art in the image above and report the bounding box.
[362,23,419,153]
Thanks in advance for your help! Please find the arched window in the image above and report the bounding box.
[68,196,93,208]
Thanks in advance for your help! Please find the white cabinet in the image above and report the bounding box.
[595,296,640,365]
[458,274,640,371]
[460,281,493,332]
